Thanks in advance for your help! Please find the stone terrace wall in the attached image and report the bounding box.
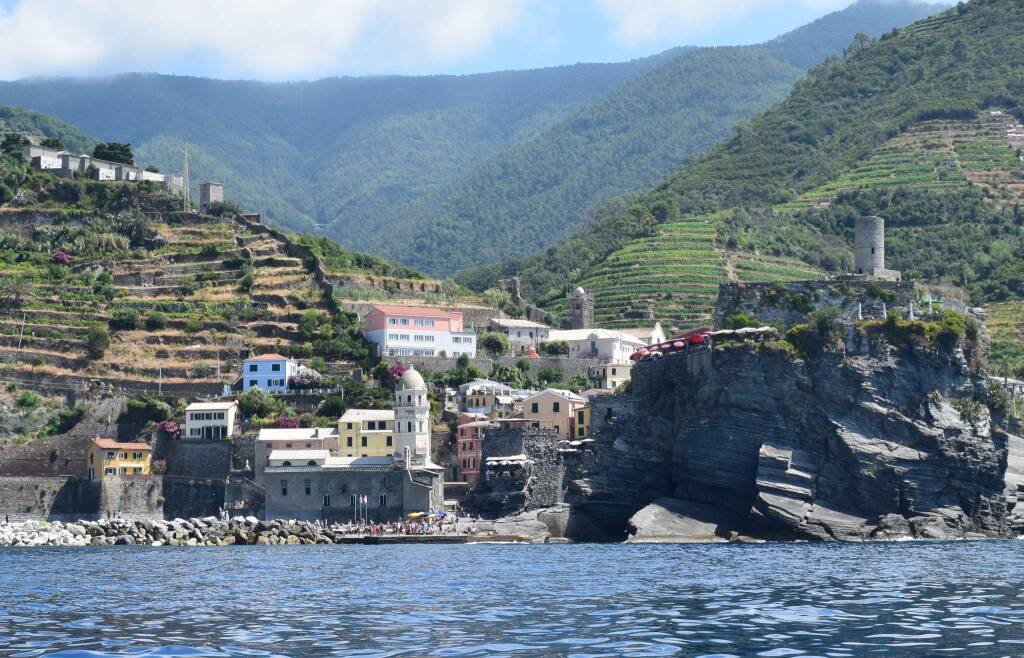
[714,276,916,329]
[0,476,99,521]
[382,355,596,378]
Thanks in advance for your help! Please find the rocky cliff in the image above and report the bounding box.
[571,324,1023,542]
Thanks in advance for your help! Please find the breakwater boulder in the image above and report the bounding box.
[1,517,351,547]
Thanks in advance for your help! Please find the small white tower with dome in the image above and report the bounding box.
[394,366,431,463]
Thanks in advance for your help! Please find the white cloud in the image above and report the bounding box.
[595,0,849,45]
[0,0,525,80]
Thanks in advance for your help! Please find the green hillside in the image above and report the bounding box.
[0,1,940,276]
[467,0,1024,373]
[0,106,96,155]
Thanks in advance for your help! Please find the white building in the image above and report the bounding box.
[588,363,633,390]
[361,305,476,358]
[242,353,298,392]
[619,322,667,347]
[394,368,432,464]
[488,318,551,352]
[547,328,646,363]
[183,401,239,440]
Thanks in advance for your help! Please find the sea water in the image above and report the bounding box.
[1,540,1023,656]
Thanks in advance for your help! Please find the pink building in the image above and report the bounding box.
[456,412,491,484]
[362,304,477,357]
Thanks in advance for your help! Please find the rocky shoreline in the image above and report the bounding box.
[0,507,578,547]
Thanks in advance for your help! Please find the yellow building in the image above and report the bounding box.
[574,405,591,439]
[338,409,396,458]
[86,438,152,480]
[523,389,587,440]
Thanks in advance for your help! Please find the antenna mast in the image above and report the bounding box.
[182,143,191,210]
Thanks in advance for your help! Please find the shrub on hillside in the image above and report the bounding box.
[123,395,171,424]
[84,324,110,358]
[539,340,569,356]
[109,308,140,330]
[14,391,40,409]
[145,312,169,331]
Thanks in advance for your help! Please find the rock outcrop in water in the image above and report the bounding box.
[567,285,1023,542]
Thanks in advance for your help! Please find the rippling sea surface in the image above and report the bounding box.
[2,541,1024,657]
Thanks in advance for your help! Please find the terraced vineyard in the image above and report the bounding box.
[986,301,1024,378]
[548,214,821,330]
[0,197,366,397]
[785,113,1024,211]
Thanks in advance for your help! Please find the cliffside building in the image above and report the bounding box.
[488,318,551,353]
[548,327,646,364]
[242,354,298,392]
[338,409,395,458]
[523,388,588,440]
[183,401,239,440]
[86,438,152,480]
[362,304,477,357]
[199,182,224,213]
[854,215,901,281]
[567,287,594,329]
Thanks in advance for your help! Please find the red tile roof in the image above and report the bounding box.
[245,353,288,362]
[92,438,151,451]
[369,304,460,318]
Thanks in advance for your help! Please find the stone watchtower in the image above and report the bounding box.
[567,286,594,329]
[394,367,430,463]
[854,215,900,281]
[199,182,224,214]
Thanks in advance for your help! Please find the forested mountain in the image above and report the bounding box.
[0,0,940,276]
[347,0,945,273]
[463,0,1024,375]
[0,53,677,234]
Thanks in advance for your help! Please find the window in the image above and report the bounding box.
[367,421,376,430]
[132,452,143,460]
[106,451,114,459]
[249,364,257,372]
[389,318,397,325]
[577,410,585,424]
[612,368,617,376]
[400,319,408,325]
[304,479,311,496]
[323,493,331,507]
[346,437,353,447]
[133,467,142,474]
[271,364,281,372]
[554,425,560,434]
[119,452,127,459]
[553,402,560,413]
[305,443,312,448]
[379,494,388,507]
[361,437,368,447]
[578,427,585,437]
[407,421,412,432]
[217,412,225,420]
[347,422,353,430]
[118,467,126,475]
[531,402,539,413]
[249,380,257,388]
[281,480,288,496]
[386,436,393,446]
[350,494,356,507]
[105,468,115,476]
[89,453,94,464]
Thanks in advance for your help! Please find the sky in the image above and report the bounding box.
[0,0,880,81]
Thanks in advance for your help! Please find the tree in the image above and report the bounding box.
[4,275,31,307]
[539,340,569,356]
[478,332,510,356]
[491,364,525,388]
[84,325,110,358]
[40,137,63,149]
[238,387,276,418]
[482,288,512,311]
[92,142,134,165]
[317,394,346,418]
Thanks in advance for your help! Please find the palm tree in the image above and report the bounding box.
[5,276,31,307]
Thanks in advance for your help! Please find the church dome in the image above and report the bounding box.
[397,367,425,390]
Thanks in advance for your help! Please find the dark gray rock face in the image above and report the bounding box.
[575,334,1019,542]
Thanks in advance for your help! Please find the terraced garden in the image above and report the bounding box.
[0,198,368,396]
